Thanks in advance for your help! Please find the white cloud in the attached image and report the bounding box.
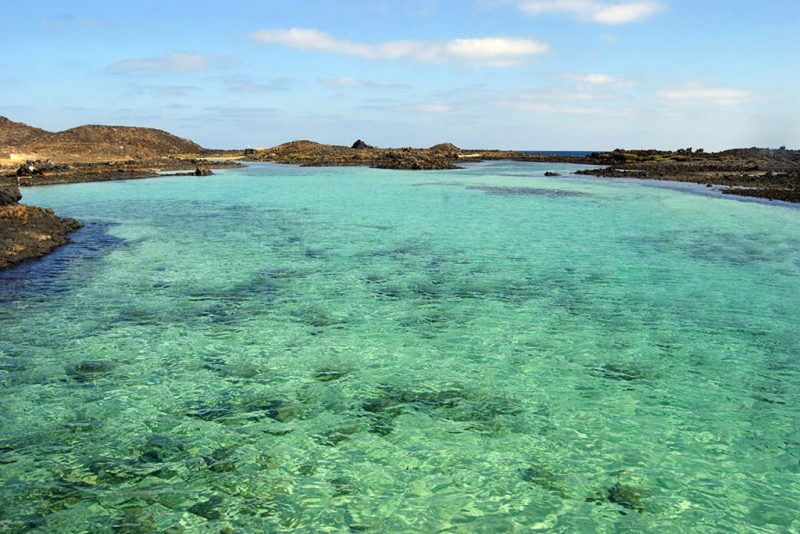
[520,0,665,24]
[112,53,212,72]
[657,83,752,106]
[251,28,549,66]
[560,73,636,86]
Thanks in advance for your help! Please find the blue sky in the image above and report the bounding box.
[2,0,798,150]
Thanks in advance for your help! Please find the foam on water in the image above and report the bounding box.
[1,162,799,532]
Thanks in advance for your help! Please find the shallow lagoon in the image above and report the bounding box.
[1,161,799,532]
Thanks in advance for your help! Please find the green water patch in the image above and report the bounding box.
[2,163,799,531]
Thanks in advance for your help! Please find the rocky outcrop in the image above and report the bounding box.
[250,140,461,170]
[0,184,21,206]
[351,139,375,150]
[428,143,461,158]
[16,160,66,176]
[194,166,213,176]
[371,149,459,170]
[0,185,81,269]
[574,148,800,202]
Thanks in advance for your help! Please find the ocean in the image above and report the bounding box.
[1,161,799,531]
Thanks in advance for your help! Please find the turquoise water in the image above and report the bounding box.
[1,161,799,532]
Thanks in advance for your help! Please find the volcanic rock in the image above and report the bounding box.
[0,184,21,206]
[351,139,375,150]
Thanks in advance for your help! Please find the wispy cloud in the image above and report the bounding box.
[493,84,635,116]
[657,83,752,106]
[520,0,665,24]
[409,103,454,113]
[132,84,199,97]
[251,28,549,67]
[111,53,233,73]
[222,76,294,93]
[319,77,409,90]
[41,15,100,31]
[559,73,637,86]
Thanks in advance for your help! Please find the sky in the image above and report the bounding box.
[1,0,798,150]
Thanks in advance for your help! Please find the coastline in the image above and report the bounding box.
[1,141,798,271]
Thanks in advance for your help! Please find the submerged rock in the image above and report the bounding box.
[139,434,184,463]
[544,171,561,176]
[361,384,520,435]
[203,446,237,473]
[467,185,587,197]
[66,360,115,383]
[114,507,157,534]
[188,495,225,520]
[186,404,234,421]
[592,363,652,382]
[242,398,297,422]
[520,465,569,498]
[586,482,645,514]
[314,368,350,382]
[330,476,359,497]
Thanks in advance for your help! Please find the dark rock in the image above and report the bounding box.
[586,483,645,514]
[351,139,375,150]
[314,368,349,382]
[242,398,297,422]
[185,404,234,421]
[467,186,588,198]
[188,495,225,520]
[139,434,184,463]
[203,446,237,473]
[194,166,213,176]
[520,465,569,497]
[66,360,115,382]
[114,507,157,533]
[15,159,62,176]
[0,184,21,206]
[330,476,359,497]
[544,171,561,177]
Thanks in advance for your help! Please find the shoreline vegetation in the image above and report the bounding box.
[1,115,798,270]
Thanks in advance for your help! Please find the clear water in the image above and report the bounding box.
[1,161,799,533]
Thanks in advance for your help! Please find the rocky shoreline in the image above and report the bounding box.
[240,140,461,170]
[1,114,798,271]
[573,148,800,203]
[240,141,800,202]
[5,158,243,187]
[0,182,81,269]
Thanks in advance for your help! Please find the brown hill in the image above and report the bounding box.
[23,124,204,162]
[0,116,53,151]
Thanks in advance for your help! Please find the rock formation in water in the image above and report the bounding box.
[0,182,81,269]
